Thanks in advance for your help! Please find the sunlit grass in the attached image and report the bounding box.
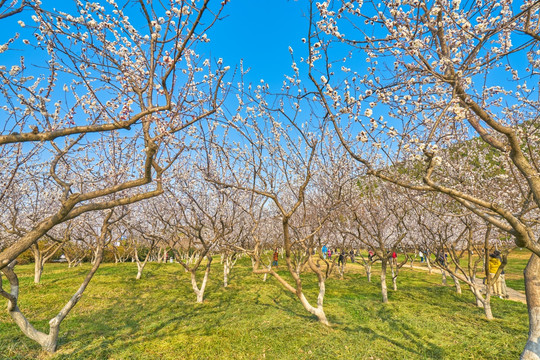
[0,255,528,359]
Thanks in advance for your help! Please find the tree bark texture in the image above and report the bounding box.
[522,254,540,359]
[381,259,388,303]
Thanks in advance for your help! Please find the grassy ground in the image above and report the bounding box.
[0,255,529,360]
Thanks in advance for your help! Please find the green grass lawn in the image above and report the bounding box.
[0,257,529,359]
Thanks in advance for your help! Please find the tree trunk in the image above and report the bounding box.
[366,263,372,282]
[441,269,447,285]
[293,268,329,326]
[391,265,397,291]
[452,274,462,295]
[298,290,329,325]
[469,283,484,307]
[91,249,99,265]
[522,254,540,359]
[484,297,494,321]
[65,253,73,268]
[263,264,271,282]
[295,261,302,276]
[134,248,150,280]
[223,260,229,287]
[136,262,144,280]
[190,256,212,303]
[470,284,493,319]
[31,246,44,284]
[426,257,432,274]
[191,271,203,303]
[474,288,484,307]
[34,260,43,284]
[381,259,388,303]
[1,248,104,353]
[500,274,508,298]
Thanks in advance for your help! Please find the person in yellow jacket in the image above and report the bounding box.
[488,251,502,297]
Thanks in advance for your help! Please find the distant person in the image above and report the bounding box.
[488,250,502,297]
[327,248,332,260]
[437,252,447,267]
[338,252,345,266]
[368,250,374,261]
[419,250,424,263]
[349,249,355,263]
[272,249,279,267]
[391,251,397,265]
[322,245,328,259]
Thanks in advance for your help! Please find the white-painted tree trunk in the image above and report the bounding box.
[222,254,238,288]
[451,274,462,295]
[426,257,432,274]
[482,292,494,320]
[381,260,388,303]
[297,280,329,325]
[263,264,271,282]
[190,256,212,303]
[522,254,540,359]
[338,261,345,280]
[134,247,151,280]
[295,261,302,276]
[441,270,447,285]
[223,261,229,287]
[31,245,45,284]
[136,262,144,280]
[34,260,43,284]
[470,285,493,320]
[500,274,508,298]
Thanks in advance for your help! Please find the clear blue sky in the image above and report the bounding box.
[202,0,310,88]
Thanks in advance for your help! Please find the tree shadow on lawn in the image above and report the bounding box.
[341,313,445,358]
[53,291,233,359]
[1,264,239,358]
[268,291,318,323]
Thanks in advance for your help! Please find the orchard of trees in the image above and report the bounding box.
[0,0,539,358]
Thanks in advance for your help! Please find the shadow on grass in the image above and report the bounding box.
[53,267,241,358]
[342,320,445,359]
[0,261,528,359]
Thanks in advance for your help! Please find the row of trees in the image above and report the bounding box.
[1,0,539,358]
[0,131,518,351]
